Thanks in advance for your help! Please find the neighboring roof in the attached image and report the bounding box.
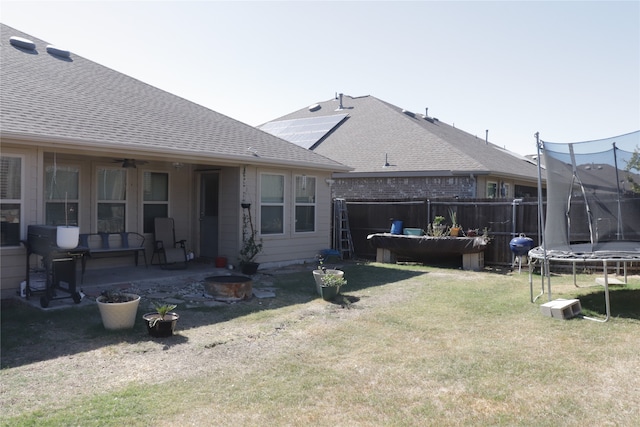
[263,94,540,179]
[0,24,348,172]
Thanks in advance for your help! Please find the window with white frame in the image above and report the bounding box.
[45,165,79,226]
[487,181,498,199]
[260,173,284,234]
[97,167,127,233]
[294,175,316,232]
[501,183,510,198]
[0,155,22,247]
[142,171,169,233]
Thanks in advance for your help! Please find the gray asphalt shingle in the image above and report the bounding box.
[264,94,539,178]
[0,24,347,171]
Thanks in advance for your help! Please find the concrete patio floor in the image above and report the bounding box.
[13,258,322,311]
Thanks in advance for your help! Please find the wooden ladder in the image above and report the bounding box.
[333,198,354,259]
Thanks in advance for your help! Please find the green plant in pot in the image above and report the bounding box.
[448,209,461,237]
[319,273,347,301]
[142,302,179,338]
[239,203,263,275]
[429,215,447,237]
[312,255,345,297]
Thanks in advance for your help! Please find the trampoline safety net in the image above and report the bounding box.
[538,130,640,258]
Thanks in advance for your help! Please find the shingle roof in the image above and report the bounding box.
[264,94,539,179]
[0,24,348,171]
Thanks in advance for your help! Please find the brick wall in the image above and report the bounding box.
[332,176,475,200]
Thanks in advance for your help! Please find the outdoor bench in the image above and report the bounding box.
[79,232,147,272]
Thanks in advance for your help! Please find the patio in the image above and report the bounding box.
[15,259,315,311]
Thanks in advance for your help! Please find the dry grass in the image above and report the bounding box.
[1,262,639,426]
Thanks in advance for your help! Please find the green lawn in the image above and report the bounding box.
[2,263,639,426]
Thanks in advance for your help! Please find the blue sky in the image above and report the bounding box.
[2,0,639,155]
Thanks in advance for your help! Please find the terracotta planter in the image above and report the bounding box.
[450,227,461,237]
[96,294,140,330]
[142,312,179,338]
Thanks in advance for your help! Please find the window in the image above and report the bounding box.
[45,165,79,226]
[260,174,284,234]
[294,175,315,232]
[501,183,510,198]
[97,168,127,233]
[142,171,168,233]
[1,156,22,246]
[487,181,497,199]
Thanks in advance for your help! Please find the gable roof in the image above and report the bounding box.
[0,24,348,172]
[261,94,539,179]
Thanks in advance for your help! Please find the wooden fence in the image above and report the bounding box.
[341,198,542,266]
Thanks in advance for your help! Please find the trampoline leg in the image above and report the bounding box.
[529,259,544,303]
[583,260,611,323]
[545,259,552,301]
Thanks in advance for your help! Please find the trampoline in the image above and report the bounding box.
[528,130,640,321]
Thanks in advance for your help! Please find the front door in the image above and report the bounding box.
[199,173,219,259]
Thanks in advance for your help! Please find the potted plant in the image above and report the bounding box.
[448,209,461,237]
[239,203,263,275]
[429,215,447,237]
[96,290,141,330]
[142,302,179,338]
[319,272,347,301]
[466,228,479,237]
[312,255,345,297]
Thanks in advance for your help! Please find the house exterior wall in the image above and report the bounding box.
[216,166,241,262]
[1,141,336,297]
[1,144,39,298]
[247,165,333,268]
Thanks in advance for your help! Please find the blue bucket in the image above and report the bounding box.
[390,220,403,235]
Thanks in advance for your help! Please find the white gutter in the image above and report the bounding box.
[1,131,352,173]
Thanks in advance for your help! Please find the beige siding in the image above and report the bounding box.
[1,144,39,297]
[252,167,333,267]
[216,167,240,261]
[1,141,338,295]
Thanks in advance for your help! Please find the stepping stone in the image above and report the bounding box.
[253,289,276,298]
[595,277,626,285]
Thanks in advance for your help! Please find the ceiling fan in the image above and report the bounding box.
[112,158,149,168]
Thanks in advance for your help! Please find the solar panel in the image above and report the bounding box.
[259,114,348,149]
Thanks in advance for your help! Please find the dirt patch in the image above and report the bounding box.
[0,266,370,417]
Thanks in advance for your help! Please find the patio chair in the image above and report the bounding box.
[151,217,188,269]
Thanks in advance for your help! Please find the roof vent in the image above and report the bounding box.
[402,109,415,117]
[308,103,321,112]
[9,36,36,50]
[46,45,71,58]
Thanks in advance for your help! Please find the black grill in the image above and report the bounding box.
[24,225,89,308]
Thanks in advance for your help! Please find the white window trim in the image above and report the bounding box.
[0,153,25,248]
[140,169,170,233]
[259,172,286,236]
[487,181,498,199]
[294,174,317,234]
[45,162,80,227]
[95,166,129,233]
